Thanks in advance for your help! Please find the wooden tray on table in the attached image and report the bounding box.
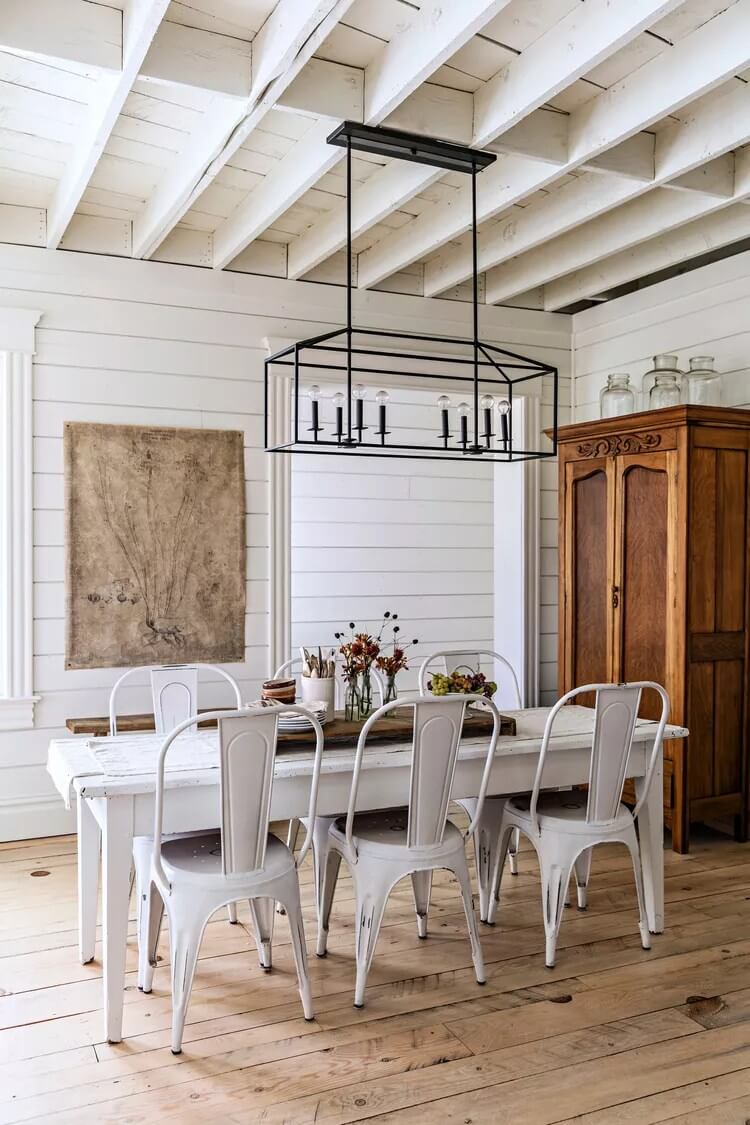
[66,705,516,744]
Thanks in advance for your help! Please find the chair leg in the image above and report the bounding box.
[227,902,238,924]
[248,897,275,970]
[538,839,574,969]
[277,818,303,916]
[311,816,336,940]
[411,869,433,939]
[278,878,314,1022]
[316,847,342,957]
[573,848,593,911]
[452,857,485,986]
[169,903,208,1055]
[507,828,520,876]
[464,796,505,925]
[486,824,515,926]
[141,881,165,993]
[626,833,652,952]
[352,862,390,1009]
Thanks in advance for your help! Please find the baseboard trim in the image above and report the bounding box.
[0,795,75,842]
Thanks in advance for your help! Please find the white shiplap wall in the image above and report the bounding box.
[0,243,570,839]
[571,250,750,421]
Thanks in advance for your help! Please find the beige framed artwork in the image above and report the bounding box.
[65,423,246,670]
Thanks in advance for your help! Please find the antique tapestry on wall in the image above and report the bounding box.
[65,423,246,670]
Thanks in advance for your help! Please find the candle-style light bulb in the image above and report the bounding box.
[457,401,470,450]
[332,391,345,442]
[375,389,390,444]
[480,394,494,448]
[307,385,321,439]
[437,394,451,445]
[497,397,510,447]
[352,384,367,439]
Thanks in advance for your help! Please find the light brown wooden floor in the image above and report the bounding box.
[1,826,750,1124]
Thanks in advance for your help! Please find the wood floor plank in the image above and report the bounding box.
[1,826,748,1125]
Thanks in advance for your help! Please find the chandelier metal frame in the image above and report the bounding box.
[264,120,558,463]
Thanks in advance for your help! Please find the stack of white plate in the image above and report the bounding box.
[277,702,328,732]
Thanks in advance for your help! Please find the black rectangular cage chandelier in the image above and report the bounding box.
[264,121,558,463]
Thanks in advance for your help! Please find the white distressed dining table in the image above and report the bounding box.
[47,706,687,1043]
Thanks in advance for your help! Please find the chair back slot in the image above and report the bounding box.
[588,686,641,824]
[408,700,465,848]
[150,667,199,734]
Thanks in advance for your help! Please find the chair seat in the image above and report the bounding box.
[507,790,633,835]
[160,831,294,882]
[331,807,465,860]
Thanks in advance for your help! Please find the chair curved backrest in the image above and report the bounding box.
[109,664,242,735]
[343,695,501,856]
[152,704,325,887]
[273,658,386,709]
[530,682,670,834]
[417,648,521,709]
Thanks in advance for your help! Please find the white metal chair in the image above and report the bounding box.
[144,704,325,1053]
[496,681,669,968]
[108,664,243,983]
[316,695,500,1008]
[418,648,522,923]
[275,659,386,940]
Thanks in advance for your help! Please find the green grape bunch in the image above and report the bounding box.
[427,670,497,699]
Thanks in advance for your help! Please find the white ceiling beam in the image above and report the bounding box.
[131,0,356,260]
[472,0,684,148]
[45,0,171,250]
[485,81,750,303]
[0,0,121,73]
[424,11,750,298]
[357,0,683,291]
[543,202,750,308]
[363,0,512,124]
[212,1,508,270]
[516,148,750,311]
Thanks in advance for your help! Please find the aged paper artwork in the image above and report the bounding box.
[65,423,246,669]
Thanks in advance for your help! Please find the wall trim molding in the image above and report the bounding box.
[263,337,293,676]
[0,307,41,730]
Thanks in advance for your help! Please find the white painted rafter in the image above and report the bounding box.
[132,0,358,260]
[485,80,750,304]
[355,0,683,291]
[543,202,750,309]
[0,0,121,72]
[212,0,511,270]
[45,0,171,249]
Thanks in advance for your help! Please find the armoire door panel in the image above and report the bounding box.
[567,463,611,693]
[689,448,717,632]
[616,457,669,719]
[688,662,714,800]
[716,449,747,632]
[714,659,744,796]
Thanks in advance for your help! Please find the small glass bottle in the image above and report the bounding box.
[650,373,681,409]
[682,356,721,405]
[599,373,635,418]
[641,354,681,408]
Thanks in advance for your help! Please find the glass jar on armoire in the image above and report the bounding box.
[599,373,635,418]
[650,373,681,409]
[682,356,722,405]
[641,354,681,408]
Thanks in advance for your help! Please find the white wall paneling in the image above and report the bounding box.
[0,307,41,735]
[571,248,750,421]
[0,243,570,839]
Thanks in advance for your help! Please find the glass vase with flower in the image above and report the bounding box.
[336,621,382,721]
[375,619,419,704]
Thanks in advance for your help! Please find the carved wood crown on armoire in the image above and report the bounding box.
[556,405,750,853]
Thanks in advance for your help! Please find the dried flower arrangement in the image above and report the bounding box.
[335,612,419,714]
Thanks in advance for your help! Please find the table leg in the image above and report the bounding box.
[635,747,664,934]
[77,795,100,965]
[101,795,134,1043]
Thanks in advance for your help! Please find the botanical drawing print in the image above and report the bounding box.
[65,423,246,670]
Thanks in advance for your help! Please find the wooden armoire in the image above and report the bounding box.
[556,405,750,852]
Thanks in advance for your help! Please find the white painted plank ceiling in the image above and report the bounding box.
[0,0,748,308]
